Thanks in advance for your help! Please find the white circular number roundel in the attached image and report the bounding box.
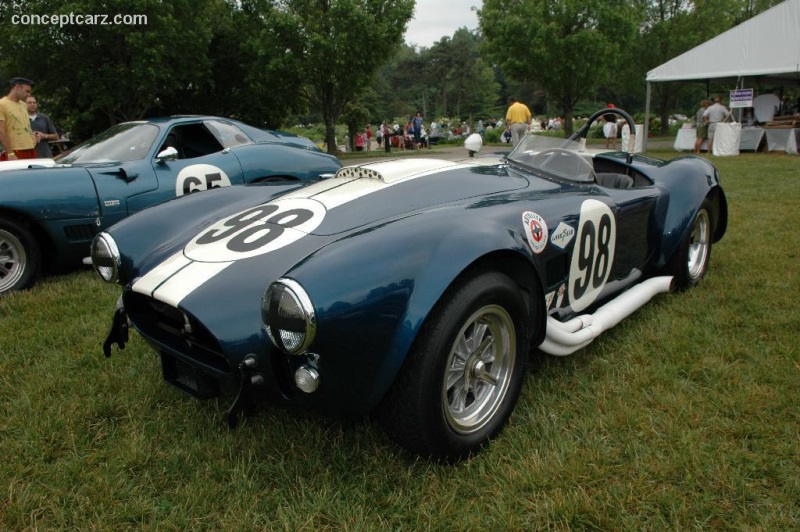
[568,199,616,312]
[175,164,232,196]
[184,198,327,262]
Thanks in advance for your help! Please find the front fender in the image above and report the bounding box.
[290,205,540,414]
[105,181,306,282]
[0,166,99,220]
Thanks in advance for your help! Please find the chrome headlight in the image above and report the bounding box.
[262,278,316,355]
[91,232,120,283]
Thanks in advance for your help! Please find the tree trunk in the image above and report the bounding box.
[325,120,338,154]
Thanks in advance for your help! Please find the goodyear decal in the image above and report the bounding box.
[550,222,575,250]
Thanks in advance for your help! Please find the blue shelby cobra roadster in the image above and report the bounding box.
[95,109,727,461]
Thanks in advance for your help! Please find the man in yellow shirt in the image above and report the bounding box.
[0,77,37,160]
[505,98,532,147]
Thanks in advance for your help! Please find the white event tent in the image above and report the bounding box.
[643,0,800,148]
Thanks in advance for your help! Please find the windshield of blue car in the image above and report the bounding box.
[57,123,160,164]
[506,133,596,184]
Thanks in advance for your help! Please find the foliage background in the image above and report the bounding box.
[0,0,791,143]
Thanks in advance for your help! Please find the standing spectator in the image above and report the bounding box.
[26,95,59,158]
[411,111,423,150]
[381,122,392,153]
[603,104,618,150]
[0,77,37,161]
[376,124,383,149]
[505,98,531,147]
[365,125,373,151]
[704,96,730,155]
[693,99,710,154]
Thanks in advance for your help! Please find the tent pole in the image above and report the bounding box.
[644,82,651,151]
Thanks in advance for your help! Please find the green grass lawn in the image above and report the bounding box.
[1,151,798,528]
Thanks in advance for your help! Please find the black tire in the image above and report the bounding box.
[377,271,529,462]
[668,199,712,290]
[0,217,41,294]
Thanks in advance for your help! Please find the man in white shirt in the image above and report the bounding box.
[704,96,729,154]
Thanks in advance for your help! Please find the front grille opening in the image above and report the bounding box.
[161,352,221,399]
[125,292,232,373]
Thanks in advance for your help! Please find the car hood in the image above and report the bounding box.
[124,158,528,346]
[287,158,526,236]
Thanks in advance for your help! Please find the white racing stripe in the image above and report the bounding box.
[136,159,476,307]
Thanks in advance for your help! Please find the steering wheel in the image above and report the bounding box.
[572,108,638,163]
[531,147,579,165]
[530,148,594,183]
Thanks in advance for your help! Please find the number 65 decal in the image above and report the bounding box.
[568,199,616,312]
[175,164,233,196]
[184,198,327,262]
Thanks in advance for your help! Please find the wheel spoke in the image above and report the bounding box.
[449,385,469,412]
[445,366,464,390]
[470,320,489,350]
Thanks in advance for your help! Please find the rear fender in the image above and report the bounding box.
[652,157,726,267]
[233,143,340,182]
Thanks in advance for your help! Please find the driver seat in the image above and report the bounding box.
[595,172,634,189]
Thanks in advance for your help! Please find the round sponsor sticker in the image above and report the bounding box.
[175,164,232,196]
[184,197,327,262]
[522,211,548,254]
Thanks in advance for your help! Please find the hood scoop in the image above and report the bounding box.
[334,159,464,184]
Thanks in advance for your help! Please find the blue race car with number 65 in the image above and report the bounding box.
[95,109,727,461]
[0,115,340,295]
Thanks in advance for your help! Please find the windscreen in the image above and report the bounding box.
[506,133,596,184]
[58,123,159,164]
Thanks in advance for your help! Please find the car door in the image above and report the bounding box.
[541,186,659,315]
[598,186,660,283]
[128,121,247,213]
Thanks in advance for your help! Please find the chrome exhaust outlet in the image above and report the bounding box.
[540,276,674,356]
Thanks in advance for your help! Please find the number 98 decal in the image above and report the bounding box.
[568,199,616,312]
[175,164,232,196]
[184,198,326,262]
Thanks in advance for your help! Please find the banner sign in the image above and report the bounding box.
[730,88,753,108]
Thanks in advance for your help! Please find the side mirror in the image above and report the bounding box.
[464,133,483,157]
[156,146,178,163]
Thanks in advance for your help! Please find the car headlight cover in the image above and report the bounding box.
[91,232,121,283]
[263,278,316,355]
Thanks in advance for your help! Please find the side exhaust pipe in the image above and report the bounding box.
[540,276,674,356]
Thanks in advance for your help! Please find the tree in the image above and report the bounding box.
[0,0,217,138]
[282,0,415,153]
[479,0,637,135]
[426,29,500,122]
